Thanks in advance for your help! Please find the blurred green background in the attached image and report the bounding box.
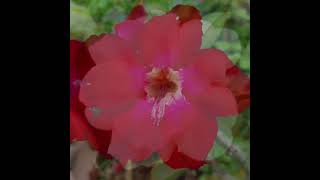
[70,0,250,179]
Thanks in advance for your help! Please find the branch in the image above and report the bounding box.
[216,131,250,175]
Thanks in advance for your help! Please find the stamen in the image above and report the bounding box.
[145,67,184,126]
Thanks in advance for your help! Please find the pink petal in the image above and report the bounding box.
[190,49,229,82]
[159,102,217,161]
[108,101,161,165]
[135,14,180,67]
[79,60,145,130]
[182,68,238,117]
[130,13,202,68]
[114,4,147,44]
[115,20,144,44]
[88,35,136,65]
[172,19,203,68]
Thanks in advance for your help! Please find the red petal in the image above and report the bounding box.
[87,35,136,65]
[135,14,180,67]
[169,5,201,25]
[127,4,147,21]
[171,19,203,68]
[89,128,113,159]
[225,65,250,113]
[70,109,112,158]
[70,40,112,158]
[159,101,217,165]
[70,40,95,80]
[182,68,238,116]
[115,20,144,44]
[79,60,146,130]
[70,109,92,142]
[191,49,229,82]
[165,147,206,169]
[108,101,160,165]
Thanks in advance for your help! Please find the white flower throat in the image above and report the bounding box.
[144,67,185,126]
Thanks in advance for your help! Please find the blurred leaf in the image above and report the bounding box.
[127,153,160,169]
[73,0,90,6]
[232,109,250,139]
[199,164,212,174]
[201,23,223,49]
[203,12,231,28]
[70,1,98,40]
[151,163,186,180]
[88,0,111,22]
[96,155,112,171]
[201,12,242,64]
[217,116,238,139]
[232,8,250,21]
[201,12,231,48]
[168,0,200,7]
[212,29,242,64]
[239,43,250,72]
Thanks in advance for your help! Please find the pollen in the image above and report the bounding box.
[145,67,184,126]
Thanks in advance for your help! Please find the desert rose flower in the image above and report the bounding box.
[77,4,250,169]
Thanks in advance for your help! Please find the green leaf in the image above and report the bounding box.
[212,28,242,64]
[203,12,231,28]
[239,43,250,72]
[151,163,186,180]
[232,109,250,139]
[70,1,98,40]
[217,116,238,139]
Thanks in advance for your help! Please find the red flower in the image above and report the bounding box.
[70,40,112,158]
[76,5,250,169]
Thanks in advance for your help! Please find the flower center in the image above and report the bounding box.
[145,67,184,126]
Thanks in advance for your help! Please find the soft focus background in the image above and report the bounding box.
[70,0,250,179]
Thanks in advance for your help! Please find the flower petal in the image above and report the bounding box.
[70,109,92,143]
[88,35,136,65]
[115,20,144,44]
[182,68,238,117]
[135,14,180,67]
[171,19,203,68]
[70,40,113,157]
[191,49,229,82]
[169,5,201,25]
[108,101,160,165]
[70,40,95,109]
[159,102,217,161]
[210,55,250,113]
[135,13,202,68]
[79,60,145,130]
[114,4,147,45]
[225,65,250,113]
[165,147,206,169]
[127,4,147,21]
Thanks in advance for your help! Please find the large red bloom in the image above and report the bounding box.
[76,5,250,169]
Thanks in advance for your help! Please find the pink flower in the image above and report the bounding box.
[78,5,250,169]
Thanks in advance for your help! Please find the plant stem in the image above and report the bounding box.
[216,131,250,175]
